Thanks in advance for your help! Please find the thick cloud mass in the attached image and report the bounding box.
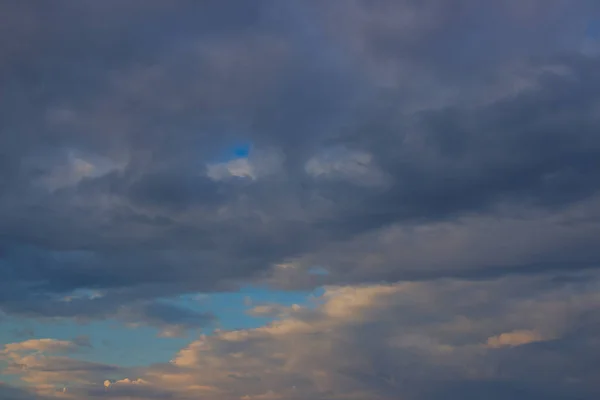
[1,0,600,399]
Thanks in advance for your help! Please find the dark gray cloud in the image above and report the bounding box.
[0,290,214,336]
[420,380,591,400]
[1,1,598,303]
[0,383,47,400]
[1,1,600,397]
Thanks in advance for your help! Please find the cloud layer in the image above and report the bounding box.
[4,273,600,399]
[1,0,600,399]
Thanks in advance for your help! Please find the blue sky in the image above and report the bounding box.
[1,285,319,369]
[2,1,600,400]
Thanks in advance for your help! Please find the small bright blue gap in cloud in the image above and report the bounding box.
[232,142,251,158]
[213,141,252,163]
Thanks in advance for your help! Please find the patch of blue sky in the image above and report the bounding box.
[0,316,190,368]
[232,142,252,158]
[0,286,323,369]
[178,285,324,331]
[211,141,253,163]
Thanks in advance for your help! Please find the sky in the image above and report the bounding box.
[1,1,600,399]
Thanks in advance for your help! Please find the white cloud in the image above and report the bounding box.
[207,148,284,181]
[2,339,82,355]
[207,157,255,180]
[486,329,547,348]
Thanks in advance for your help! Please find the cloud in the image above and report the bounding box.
[1,338,88,355]
[144,274,600,399]
[0,291,215,337]
[4,273,600,399]
[486,330,547,348]
[0,0,599,319]
[1,2,600,398]
[305,147,390,187]
[116,301,216,337]
[265,193,600,289]
[0,383,49,400]
[0,337,118,398]
[247,303,301,318]
[206,148,284,182]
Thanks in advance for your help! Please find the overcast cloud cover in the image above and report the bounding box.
[2,0,600,399]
